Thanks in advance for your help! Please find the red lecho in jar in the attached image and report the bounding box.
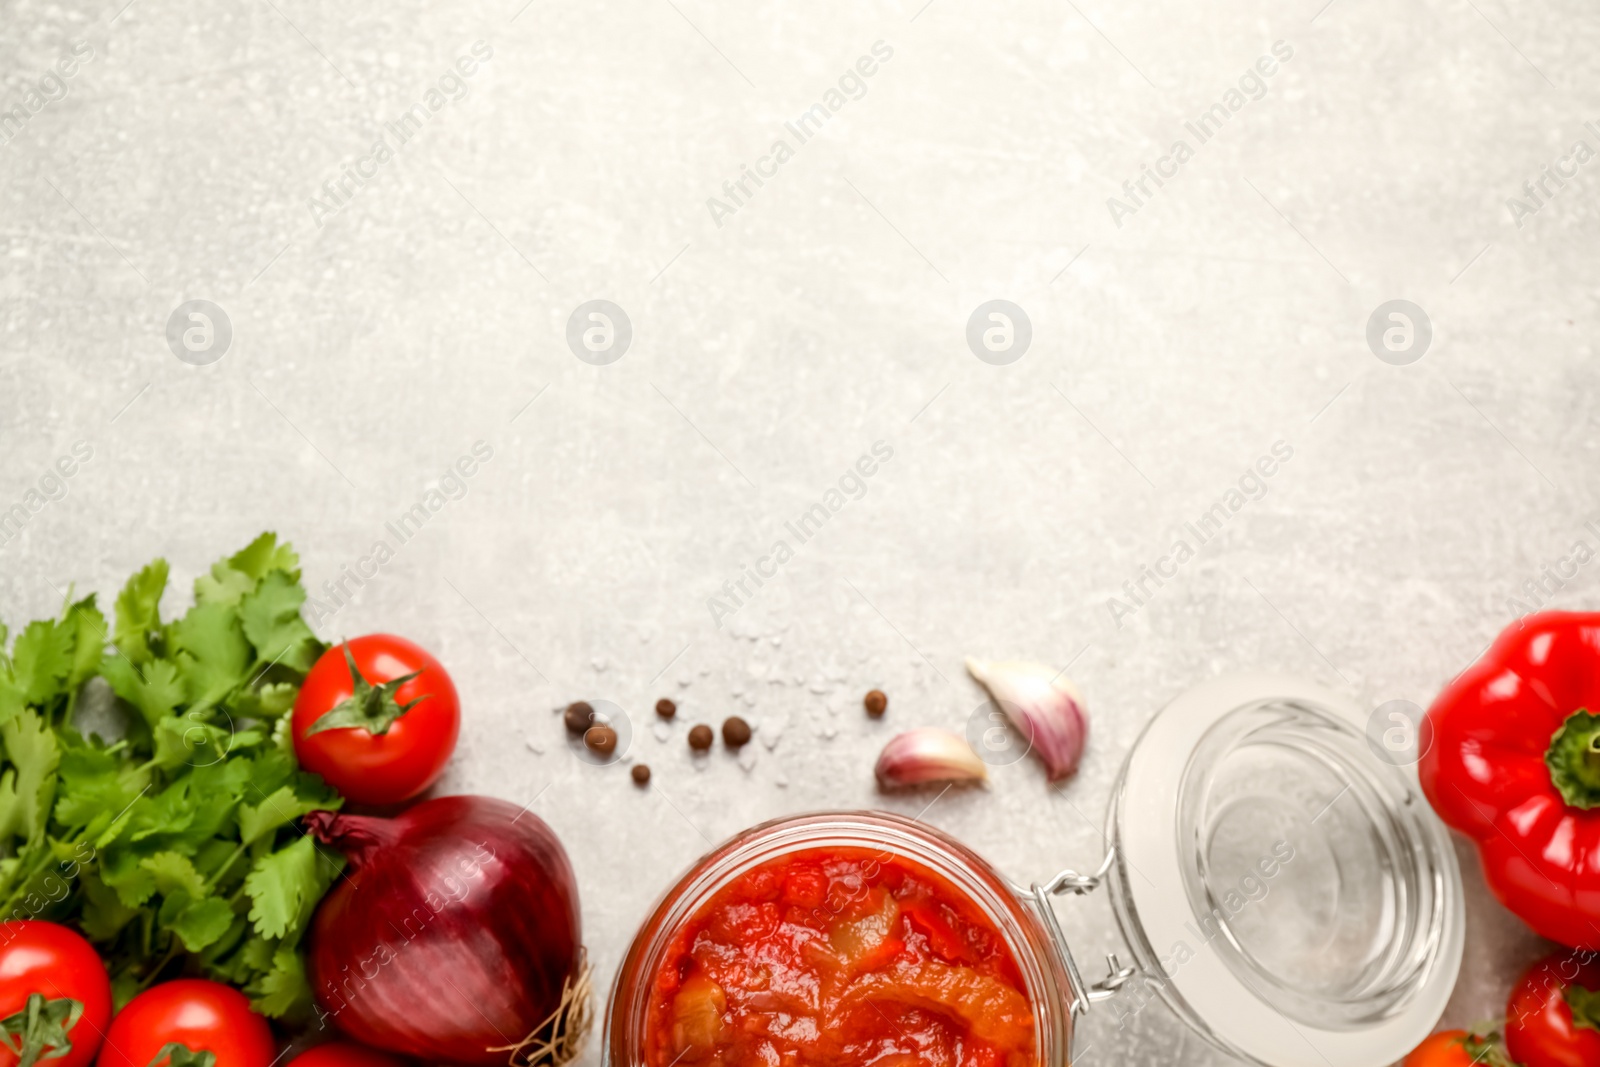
[644,846,1038,1067]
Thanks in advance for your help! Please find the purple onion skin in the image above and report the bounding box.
[305,795,581,1065]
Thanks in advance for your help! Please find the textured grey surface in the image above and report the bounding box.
[2,0,1598,1062]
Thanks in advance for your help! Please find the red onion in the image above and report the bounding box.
[304,795,584,1066]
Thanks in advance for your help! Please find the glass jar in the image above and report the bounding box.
[605,673,1465,1067]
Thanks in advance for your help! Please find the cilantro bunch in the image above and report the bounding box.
[0,533,341,1019]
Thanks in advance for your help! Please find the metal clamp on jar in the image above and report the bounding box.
[605,674,1465,1067]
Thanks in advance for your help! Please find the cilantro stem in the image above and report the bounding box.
[0,847,61,921]
[203,842,249,893]
[136,939,182,991]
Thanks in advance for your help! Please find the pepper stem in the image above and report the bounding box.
[0,992,83,1067]
[1546,709,1600,810]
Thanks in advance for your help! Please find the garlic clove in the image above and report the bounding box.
[875,728,988,789]
[964,657,1088,781]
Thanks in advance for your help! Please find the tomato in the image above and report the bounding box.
[0,920,111,1067]
[291,635,460,805]
[97,980,274,1067]
[1506,951,1600,1067]
[1403,1030,1510,1067]
[1403,1032,1474,1067]
[287,1044,404,1067]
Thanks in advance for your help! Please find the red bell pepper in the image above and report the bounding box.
[1505,951,1600,1067]
[1420,612,1600,949]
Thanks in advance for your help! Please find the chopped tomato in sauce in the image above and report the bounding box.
[646,848,1038,1067]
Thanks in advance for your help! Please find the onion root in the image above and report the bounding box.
[491,949,594,1067]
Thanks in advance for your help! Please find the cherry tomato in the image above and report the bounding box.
[0,920,111,1067]
[1402,1030,1503,1067]
[1506,951,1600,1067]
[287,1044,404,1067]
[291,635,460,805]
[97,980,274,1067]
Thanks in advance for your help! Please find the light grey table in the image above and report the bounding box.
[2,0,1595,1062]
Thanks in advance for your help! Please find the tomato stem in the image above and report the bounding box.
[1457,1030,1515,1067]
[1568,982,1600,1033]
[146,1043,216,1067]
[303,642,429,738]
[0,992,83,1067]
[1546,709,1600,809]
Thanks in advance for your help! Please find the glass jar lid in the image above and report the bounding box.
[1102,674,1463,1067]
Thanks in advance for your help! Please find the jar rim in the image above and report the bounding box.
[1105,673,1464,1067]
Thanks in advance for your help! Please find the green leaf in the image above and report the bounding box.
[113,559,168,665]
[238,572,319,674]
[141,852,206,901]
[76,868,139,941]
[169,604,250,712]
[150,716,231,772]
[230,683,298,722]
[108,971,139,1015]
[10,622,73,707]
[247,943,311,1019]
[101,658,185,728]
[0,710,60,846]
[0,677,24,733]
[237,787,323,847]
[244,835,332,940]
[53,743,143,830]
[195,534,300,607]
[237,935,276,973]
[62,596,106,691]
[169,896,235,952]
[193,567,255,608]
[195,912,248,970]
[188,756,256,808]
[225,533,301,584]
[87,806,136,852]
[99,848,158,909]
[127,774,237,851]
[270,714,295,756]
[0,535,338,1021]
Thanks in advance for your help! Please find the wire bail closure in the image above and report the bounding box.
[1030,847,1138,1020]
